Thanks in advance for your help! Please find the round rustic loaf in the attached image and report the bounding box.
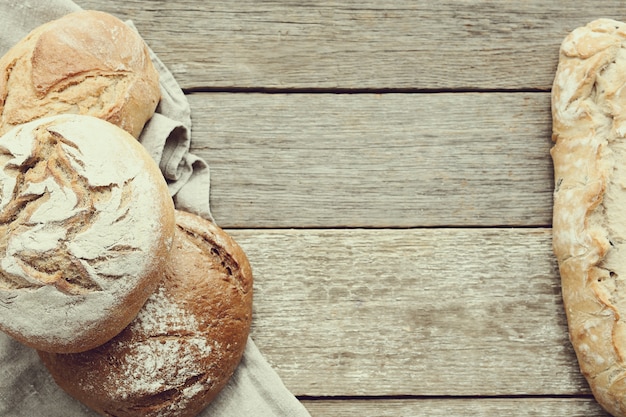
[0,10,160,138]
[0,114,175,353]
[38,210,253,417]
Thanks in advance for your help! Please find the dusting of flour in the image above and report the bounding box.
[0,114,170,349]
[111,284,214,415]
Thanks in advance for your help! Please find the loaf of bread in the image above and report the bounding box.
[552,18,626,417]
[0,10,160,138]
[0,114,175,353]
[38,210,253,417]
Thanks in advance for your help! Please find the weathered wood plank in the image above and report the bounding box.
[301,398,610,417]
[189,92,553,228]
[228,228,585,397]
[77,0,626,90]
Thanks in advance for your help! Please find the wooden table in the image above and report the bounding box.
[76,1,626,415]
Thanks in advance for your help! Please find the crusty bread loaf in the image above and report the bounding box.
[0,10,160,138]
[0,114,175,353]
[38,210,253,417]
[552,18,626,417]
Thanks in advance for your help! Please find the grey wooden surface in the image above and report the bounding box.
[76,1,626,415]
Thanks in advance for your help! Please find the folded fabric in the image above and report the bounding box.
[136,40,213,221]
[0,1,311,416]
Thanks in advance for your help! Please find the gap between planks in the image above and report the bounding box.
[299,396,610,417]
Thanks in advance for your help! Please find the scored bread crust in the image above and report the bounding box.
[0,114,175,353]
[38,210,253,417]
[0,10,160,138]
[552,18,626,417]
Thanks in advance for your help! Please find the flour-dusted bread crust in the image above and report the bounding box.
[0,114,175,353]
[0,10,160,138]
[38,210,253,417]
[552,18,626,417]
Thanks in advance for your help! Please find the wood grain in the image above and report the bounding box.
[189,92,553,228]
[228,227,585,397]
[301,398,610,417]
[77,0,626,90]
[58,2,612,414]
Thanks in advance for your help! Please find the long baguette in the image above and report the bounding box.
[552,18,626,417]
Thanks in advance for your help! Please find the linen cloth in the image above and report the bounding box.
[0,2,311,416]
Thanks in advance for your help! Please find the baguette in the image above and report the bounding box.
[552,18,626,416]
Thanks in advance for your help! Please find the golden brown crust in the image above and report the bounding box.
[38,210,253,417]
[0,10,160,138]
[552,18,626,417]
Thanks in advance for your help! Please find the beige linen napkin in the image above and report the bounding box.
[0,2,311,416]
